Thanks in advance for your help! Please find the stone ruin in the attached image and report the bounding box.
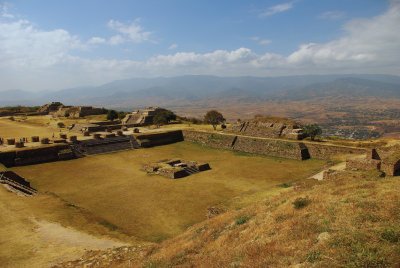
[226,117,305,140]
[38,102,63,114]
[346,145,400,176]
[142,159,211,179]
[122,107,166,126]
[38,102,103,118]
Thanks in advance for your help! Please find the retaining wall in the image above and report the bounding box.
[134,130,184,148]
[0,144,73,167]
[182,130,366,160]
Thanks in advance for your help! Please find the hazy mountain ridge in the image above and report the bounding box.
[1,74,400,108]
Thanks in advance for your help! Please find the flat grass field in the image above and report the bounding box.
[11,141,325,242]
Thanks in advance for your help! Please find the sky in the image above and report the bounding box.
[0,0,399,91]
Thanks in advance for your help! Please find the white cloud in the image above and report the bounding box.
[251,36,260,41]
[107,19,151,43]
[168,43,178,50]
[318,11,345,20]
[260,2,294,17]
[1,3,14,18]
[109,34,125,45]
[88,37,106,44]
[259,39,271,45]
[287,1,400,69]
[0,1,400,91]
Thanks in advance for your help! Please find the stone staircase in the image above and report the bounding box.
[0,171,38,195]
[184,166,199,175]
[77,136,135,155]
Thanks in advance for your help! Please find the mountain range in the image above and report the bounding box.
[1,74,400,110]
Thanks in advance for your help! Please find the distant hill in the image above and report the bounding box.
[1,74,400,108]
[275,77,400,100]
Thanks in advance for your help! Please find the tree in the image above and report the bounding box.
[204,110,225,130]
[153,110,177,127]
[303,124,322,141]
[107,110,119,121]
[118,111,127,120]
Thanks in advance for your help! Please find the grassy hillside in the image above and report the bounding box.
[60,169,400,267]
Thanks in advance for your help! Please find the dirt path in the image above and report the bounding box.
[308,162,346,180]
[33,219,128,250]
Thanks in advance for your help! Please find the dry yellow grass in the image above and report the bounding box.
[0,184,139,267]
[11,142,324,242]
[63,169,400,268]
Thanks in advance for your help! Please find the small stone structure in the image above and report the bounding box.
[346,145,400,176]
[7,139,15,145]
[15,142,24,148]
[142,159,211,179]
[41,138,50,144]
[227,117,305,140]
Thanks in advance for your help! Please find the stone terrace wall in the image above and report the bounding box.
[182,130,366,160]
[182,130,235,150]
[233,136,306,160]
[0,144,73,167]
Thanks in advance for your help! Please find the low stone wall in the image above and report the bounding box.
[346,158,381,171]
[0,144,73,167]
[182,130,366,160]
[306,143,366,160]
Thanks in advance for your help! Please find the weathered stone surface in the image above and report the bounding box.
[346,158,381,171]
[227,117,305,140]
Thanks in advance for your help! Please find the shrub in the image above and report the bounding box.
[57,122,65,128]
[235,215,249,226]
[9,116,14,121]
[293,197,311,209]
[381,227,400,243]
[64,112,70,117]
[281,183,292,188]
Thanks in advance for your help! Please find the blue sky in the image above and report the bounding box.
[0,0,399,91]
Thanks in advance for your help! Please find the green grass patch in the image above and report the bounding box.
[235,215,250,226]
[293,197,311,209]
